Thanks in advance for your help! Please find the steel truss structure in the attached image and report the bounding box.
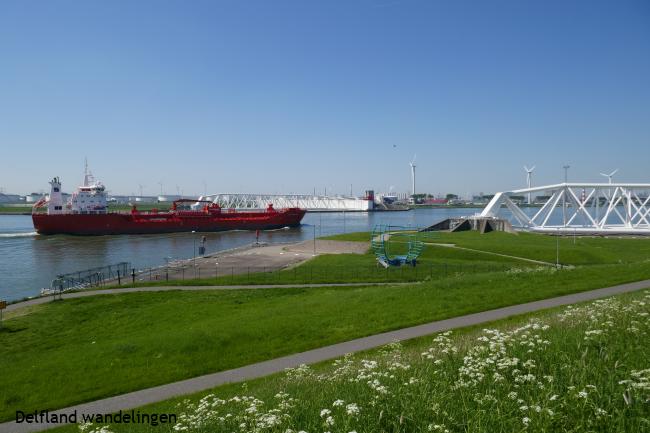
[480,183,650,235]
[199,194,373,211]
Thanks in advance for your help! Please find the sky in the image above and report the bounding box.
[1,0,649,198]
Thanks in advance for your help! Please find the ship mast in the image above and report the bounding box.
[83,157,95,187]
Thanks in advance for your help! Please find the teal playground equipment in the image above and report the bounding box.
[371,224,424,268]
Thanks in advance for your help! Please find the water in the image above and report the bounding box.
[0,208,482,301]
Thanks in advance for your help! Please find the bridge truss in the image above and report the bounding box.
[199,194,373,211]
[480,183,650,235]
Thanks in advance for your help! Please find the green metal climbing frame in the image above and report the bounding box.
[371,224,424,267]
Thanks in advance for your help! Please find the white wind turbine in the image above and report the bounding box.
[409,155,417,198]
[600,169,619,184]
[524,165,536,204]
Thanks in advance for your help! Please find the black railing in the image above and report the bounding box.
[51,262,131,291]
[114,262,551,286]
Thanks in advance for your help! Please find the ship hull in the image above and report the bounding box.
[32,208,306,235]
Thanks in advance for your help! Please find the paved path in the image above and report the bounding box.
[1,278,648,433]
[4,282,408,313]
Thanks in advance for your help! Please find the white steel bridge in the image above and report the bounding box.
[198,193,373,211]
[480,183,650,235]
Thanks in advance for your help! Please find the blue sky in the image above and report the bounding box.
[1,0,648,197]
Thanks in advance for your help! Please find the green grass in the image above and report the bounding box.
[0,205,32,213]
[326,230,650,265]
[118,230,650,289]
[117,246,528,289]
[3,259,650,422]
[321,232,372,242]
[50,289,650,433]
[4,230,650,425]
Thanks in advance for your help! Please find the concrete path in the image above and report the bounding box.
[1,278,648,433]
[4,281,408,314]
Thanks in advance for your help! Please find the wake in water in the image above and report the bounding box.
[0,231,38,238]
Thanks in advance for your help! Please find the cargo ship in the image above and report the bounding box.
[32,171,306,235]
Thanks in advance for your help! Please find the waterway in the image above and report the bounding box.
[1,208,488,301]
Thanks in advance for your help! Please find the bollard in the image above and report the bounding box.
[131,268,136,284]
[117,270,121,285]
[166,268,169,281]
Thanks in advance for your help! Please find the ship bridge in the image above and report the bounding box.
[199,193,373,212]
[480,183,650,235]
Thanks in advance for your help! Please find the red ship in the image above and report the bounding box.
[32,174,306,235]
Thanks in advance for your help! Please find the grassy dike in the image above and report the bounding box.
[1,231,650,423]
[50,289,650,433]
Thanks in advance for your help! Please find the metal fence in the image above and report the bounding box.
[116,262,550,286]
[51,262,131,291]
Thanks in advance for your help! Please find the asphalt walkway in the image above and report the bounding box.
[1,279,649,432]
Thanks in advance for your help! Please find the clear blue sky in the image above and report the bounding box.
[1,0,648,197]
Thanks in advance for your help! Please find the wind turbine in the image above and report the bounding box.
[409,155,417,199]
[524,165,535,204]
[600,169,619,184]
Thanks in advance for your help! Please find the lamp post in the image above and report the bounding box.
[562,165,570,226]
[192,230,197,275]
[556,227,560,268]
[563,165,570,183]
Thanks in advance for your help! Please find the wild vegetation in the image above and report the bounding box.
[60,290,650,432]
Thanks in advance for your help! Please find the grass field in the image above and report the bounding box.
[116,239,531,288]
[0,205,33,214]
[117,230,650,289]
[2,231,650,424]
[3,261,650,422]
[327,230,650,265]
[51,289,650,433]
